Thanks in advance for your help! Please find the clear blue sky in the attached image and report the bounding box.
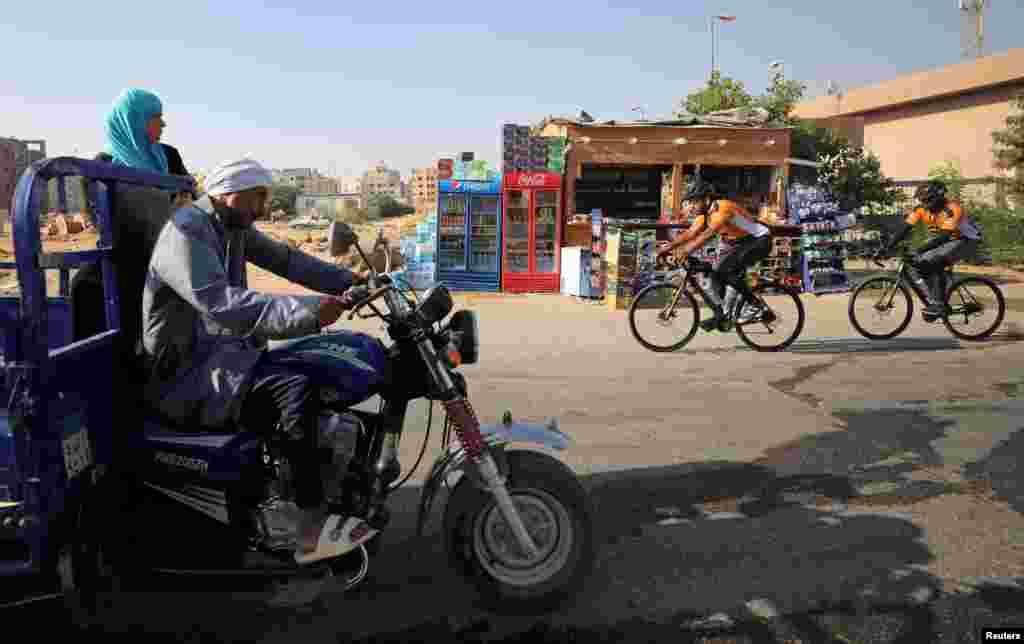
[2,0,1021,177]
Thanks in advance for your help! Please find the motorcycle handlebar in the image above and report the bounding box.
[347,286,394,320]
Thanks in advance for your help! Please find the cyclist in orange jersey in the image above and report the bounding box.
[877,180,983,319]
[658,180,772,331]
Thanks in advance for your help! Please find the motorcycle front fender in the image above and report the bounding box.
[414,416,572,537]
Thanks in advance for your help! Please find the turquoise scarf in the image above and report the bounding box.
[104,88,169,174]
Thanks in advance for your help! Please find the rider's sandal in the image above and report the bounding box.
[293,514,378,565]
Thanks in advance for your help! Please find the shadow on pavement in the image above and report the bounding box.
[962,426,1024,514]
[845,267,1024,287]
[970,577,1024,612]
[784,337,964,355]
[6,405,1021,643]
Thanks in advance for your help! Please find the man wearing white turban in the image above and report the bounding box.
[142,158,376,563]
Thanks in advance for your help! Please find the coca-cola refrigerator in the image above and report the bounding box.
[501,172,563,293]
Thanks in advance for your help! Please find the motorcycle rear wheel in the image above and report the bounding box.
[47,469,125,629]
[442,449,595,615]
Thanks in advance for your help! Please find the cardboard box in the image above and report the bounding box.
[565,223,591,247]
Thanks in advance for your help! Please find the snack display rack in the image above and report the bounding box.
[752,226,804,290]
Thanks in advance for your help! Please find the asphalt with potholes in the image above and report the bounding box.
[5,270,1024,643]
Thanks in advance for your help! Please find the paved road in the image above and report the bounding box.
[7,275,1024,642]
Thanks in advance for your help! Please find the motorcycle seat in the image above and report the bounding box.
[140,402,244,440]
[141,419,239,450]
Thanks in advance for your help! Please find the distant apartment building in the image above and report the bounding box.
[1,137,47,215]
[362,161,402,204]
[409,166,439,216]
[305,175,343,194]
[338,175,362,194]
[274,168,318,191]
[297,192,362,219]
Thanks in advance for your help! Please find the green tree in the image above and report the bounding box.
[366,193,414,220]
[754,72,807,125]
[992,93,1024,205]
[790,119,846,163]
[817,142,898,211]
[684,71,754,115]
[337,200,369,224]
[270,181,300,217]
[927,161,967,202]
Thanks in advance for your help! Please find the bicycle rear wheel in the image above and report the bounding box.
[942,275,1005,341]
[734,283,805,352]
[628,282,700,352]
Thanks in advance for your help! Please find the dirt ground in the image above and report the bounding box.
[0,216,420,296]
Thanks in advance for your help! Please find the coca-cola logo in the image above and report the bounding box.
[517,174,548,187]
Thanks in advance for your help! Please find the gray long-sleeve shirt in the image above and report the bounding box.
[142,195,354,429]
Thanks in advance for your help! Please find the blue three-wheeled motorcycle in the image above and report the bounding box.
[0,158,595,624]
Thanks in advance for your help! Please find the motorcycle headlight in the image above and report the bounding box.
[448,310,478,365]
[417,284,454,325]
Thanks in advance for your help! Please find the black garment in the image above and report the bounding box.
[239,361,324,510]
[713,234,773,304]
[72,146,192,343]
[161,143,198,199]
[914,237,979,307]
[71,178,174,347]
[162,144,188,177]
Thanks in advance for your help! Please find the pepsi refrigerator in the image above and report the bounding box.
[436,178,503,292]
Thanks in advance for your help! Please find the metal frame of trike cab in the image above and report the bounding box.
[1,157,194,579]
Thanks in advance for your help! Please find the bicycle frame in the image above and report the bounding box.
[661,263,723,317]
[660,260,773,323]
[878,252,955,308]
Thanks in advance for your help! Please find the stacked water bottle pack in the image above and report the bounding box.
[787,183,856,295]
[398,212,438,290]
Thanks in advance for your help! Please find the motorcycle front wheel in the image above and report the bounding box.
[442,449,596,615]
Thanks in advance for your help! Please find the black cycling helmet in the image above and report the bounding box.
[915,180,947,211]
[682,179,718,202]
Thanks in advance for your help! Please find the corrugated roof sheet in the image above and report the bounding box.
[543,106,790,130]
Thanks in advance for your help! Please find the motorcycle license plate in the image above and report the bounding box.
[61,414,93,480]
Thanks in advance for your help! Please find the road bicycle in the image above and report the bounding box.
[628,255,806,353]
[847,247,1006,341]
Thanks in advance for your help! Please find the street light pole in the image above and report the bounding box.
[709,16,714,78]
[709,15,736,78]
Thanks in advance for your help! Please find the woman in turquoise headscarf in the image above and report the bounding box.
[72,88,183,348]
[104,88,170,174]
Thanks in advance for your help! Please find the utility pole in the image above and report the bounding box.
[959,0,988,60]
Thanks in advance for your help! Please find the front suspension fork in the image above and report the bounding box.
[443,397,542,559]
[415,335,541,559]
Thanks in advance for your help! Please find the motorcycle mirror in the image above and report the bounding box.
[329,222,358,257]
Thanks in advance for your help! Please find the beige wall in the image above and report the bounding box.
[857,82,1023,181]
[794,48,1024,120]
[792,48,1024,184]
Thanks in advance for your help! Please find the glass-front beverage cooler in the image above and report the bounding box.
[501,172,562,293]
[436,178,503,292]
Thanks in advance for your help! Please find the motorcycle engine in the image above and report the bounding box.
[317,411,363,504]
[254,411,363,549]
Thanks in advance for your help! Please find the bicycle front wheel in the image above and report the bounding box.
[943,276,1005,341]
[848,276,914,340]
[628,282,700,352]
[734,283,805,352]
